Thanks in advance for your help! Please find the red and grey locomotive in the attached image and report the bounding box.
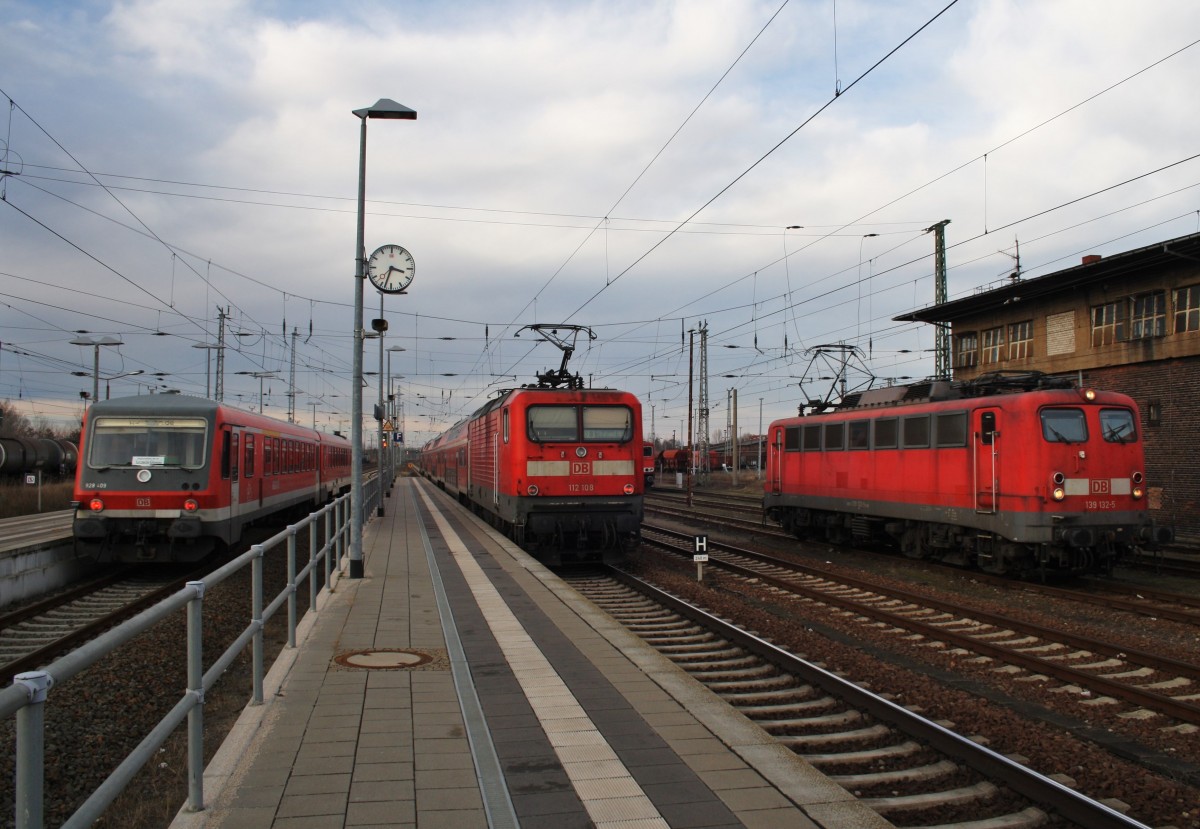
[764,373,1171,576]
[420,325,643,564]
[72,394,352,563]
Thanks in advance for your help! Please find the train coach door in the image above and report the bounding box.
[973,409,999,513]
[769,427,784,494]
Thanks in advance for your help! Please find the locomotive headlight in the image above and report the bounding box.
[1132,471,1144,484]
[1132,487,1144,500]
[183,498,199,512]
[1052,486,1066,501]
[88,497,105,512]
[1082,388,1097,401]
[1051,471,1065,485]
[623,483,635,495]
[527,484,539,496]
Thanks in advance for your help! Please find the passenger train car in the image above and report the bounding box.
[72,395,352,563]
[763,374,1171,576]
[420,386,644,565]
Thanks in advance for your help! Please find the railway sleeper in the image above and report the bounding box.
[776,723,891,749]
[860,780,999,814]
[801,739,924,768]
[830,758,960,788]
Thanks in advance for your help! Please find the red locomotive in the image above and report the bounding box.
[72,394,352,563]
[763,373,1171,576]
[420,324,644,565]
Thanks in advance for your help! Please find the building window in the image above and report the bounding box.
[954,332,978,368]
[1174,285,1200,333]
[1008,320,1032,360]
[1091,301,1125,347]
[981,327,1004,364]
[1130,291,1166,339]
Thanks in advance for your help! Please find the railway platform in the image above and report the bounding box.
[169,476,891,829]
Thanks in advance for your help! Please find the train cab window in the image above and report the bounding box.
[848,421,870,450]
[528,406,578,442]
[802,424,821,451]
[244,434,255,477]
[582,406,633,441]
[1041,408,1088,443]
[784,426,801,451]
[1099,408,1137,443]
[88,416,209,470]
[873,418,898,449]
[935,412,968,447]
[823,422,845,451]
[902,415,930,448]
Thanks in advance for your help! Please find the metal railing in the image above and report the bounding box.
[1,475,382,829]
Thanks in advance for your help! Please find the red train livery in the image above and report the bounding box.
[763,375,1171,576]
[420,386,644,564]
[73,395,352,563]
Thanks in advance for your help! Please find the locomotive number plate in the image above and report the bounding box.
[1084,499,1118,510]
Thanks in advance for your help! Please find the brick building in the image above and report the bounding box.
[898,231,1200,542]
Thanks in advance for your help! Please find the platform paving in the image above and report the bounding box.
[170,477,891,829]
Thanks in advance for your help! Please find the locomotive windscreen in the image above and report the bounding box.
[88,417,209,469]
[527,405,634,443]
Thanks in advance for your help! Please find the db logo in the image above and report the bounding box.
[571,462,591,475]
[1090,479,1110,494]
[137,497,152,507]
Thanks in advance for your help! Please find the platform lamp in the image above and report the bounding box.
[349,98,416,579]
[69,335,124,404]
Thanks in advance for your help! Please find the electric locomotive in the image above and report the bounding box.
[72,394,352,563]
[763,373,1171,576]
[420,325,644,565]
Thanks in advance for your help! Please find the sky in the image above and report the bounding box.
[2,0,1200,447]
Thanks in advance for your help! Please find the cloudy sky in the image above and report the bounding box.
[2,0,1199,445]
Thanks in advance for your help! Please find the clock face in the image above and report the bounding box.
[367,244,415,294]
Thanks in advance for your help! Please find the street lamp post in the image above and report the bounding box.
[69,336,124,404]
[350,98,417,579]
[236,371,277,413]
[386,345,405,486]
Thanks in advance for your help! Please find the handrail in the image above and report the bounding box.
[3,473,383,829]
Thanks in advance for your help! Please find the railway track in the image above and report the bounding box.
[0,566,209,685]
[648,490,1200,625]
[564,567,1151,829]
[641,523,1200,730]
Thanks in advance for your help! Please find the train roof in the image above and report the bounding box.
[88,394,222,417]
[800,372,1130,417]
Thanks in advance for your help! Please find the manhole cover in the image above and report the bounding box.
[334,648,432,670]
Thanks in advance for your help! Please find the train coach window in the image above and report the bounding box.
[528,406,578,442]
[848,421,870,450]
[1041,408,1087,443]
[244,434,255,478]
[824,422,845,451]
[873,418,898,449]
[582,406,633,441]
[802,424,821,451]
[935,412,968,448]
[902,415,930,448]
[1099,408,1137,443]
[784,426,801,451]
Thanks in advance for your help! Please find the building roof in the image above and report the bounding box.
[896,231,1200,324]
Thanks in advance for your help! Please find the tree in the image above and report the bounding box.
[0,400,33,438]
